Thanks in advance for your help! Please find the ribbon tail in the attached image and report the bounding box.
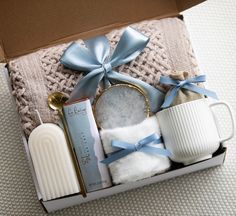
[187,75,206,83]
[159,76,179,85]
[112,140,135,150]
[108,71,164,113]
[138,133,162,145]
[102,76,112,89]
[141,146,171,157]
[161,86,180,108]
[67,69,104,103]
[101,149,133,165]
[183,83,219,100]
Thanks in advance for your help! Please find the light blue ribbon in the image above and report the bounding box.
[159,75,218,108]
[60,27,164,113]
[101,133,171,165]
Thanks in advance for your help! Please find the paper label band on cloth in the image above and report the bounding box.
[101,133,171,165]
[60,27,164,113]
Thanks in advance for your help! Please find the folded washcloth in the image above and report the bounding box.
[100,116,171,184]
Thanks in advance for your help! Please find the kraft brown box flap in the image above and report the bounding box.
[0,0,205,60]
[176,0,205,11]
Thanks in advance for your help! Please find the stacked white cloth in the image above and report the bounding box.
[100,116,171,184]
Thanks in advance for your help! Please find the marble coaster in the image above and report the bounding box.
[94,84,150,129]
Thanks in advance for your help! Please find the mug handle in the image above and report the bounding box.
[209,101,235,143]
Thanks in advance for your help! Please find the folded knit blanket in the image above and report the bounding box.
[8,17,199,136]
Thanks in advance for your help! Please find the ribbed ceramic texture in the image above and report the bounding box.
[28,123,80,201]
[157,99,220,164]
[1,1,236,215]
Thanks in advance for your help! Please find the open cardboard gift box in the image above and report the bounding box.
[0,0,227,213]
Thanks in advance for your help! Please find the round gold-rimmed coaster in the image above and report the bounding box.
[94,84,150,129]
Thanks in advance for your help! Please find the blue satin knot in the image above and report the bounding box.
[159,75,218,108]
[60,27,165,113]
[176,80,188,87]
[102,63,112,74]
[101,133,171,165]
[134,141,143,151]
[102,62,112,87]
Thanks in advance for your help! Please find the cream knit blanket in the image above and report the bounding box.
[8,18,199,136]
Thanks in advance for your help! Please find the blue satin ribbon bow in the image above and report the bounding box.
[159,75,218,108]
[60,27,164,113]
[101,133,171,165]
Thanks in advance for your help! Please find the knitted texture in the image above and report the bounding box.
[8,18,199,136]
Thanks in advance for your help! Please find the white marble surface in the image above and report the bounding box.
[95,85,148,129]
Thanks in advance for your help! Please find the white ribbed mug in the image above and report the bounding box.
[156,99,235,165]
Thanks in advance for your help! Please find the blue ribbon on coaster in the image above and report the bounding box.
[159,75,218,108]
[60,27,164,113]
[101,133,171,165]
